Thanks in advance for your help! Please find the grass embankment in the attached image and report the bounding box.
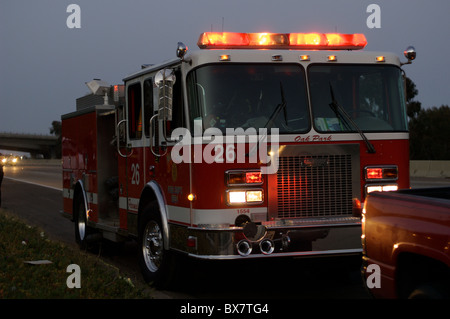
[0,209,153,299]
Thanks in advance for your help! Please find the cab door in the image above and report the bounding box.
[117,80,145,234]
[151,67,191,226]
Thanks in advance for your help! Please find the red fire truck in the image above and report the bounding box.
[62,32,416,288]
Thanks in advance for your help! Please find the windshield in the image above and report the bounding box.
[187,64,309,133]
[309,64,407,132]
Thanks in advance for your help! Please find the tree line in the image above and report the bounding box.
[406,77,450,160]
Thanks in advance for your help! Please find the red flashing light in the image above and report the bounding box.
[246,172,262,184]
[289,33,328,47]
[227,170,263,186]
[197,32,367,50]
[366,168,383,179]
[248,33,289,46]
[365,166,398,181]
[198,32,249,48]
[326,33,367,49]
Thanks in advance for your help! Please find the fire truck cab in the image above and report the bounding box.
[62,32,416,288]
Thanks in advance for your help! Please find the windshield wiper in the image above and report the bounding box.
[329,83,376,154]
[247,82,286,158]
[264,82,288,129]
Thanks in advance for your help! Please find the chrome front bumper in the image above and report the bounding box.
[170,216,362,260]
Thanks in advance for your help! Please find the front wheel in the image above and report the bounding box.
[138,202,180,289]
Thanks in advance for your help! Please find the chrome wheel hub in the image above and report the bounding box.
[142,221,163,272]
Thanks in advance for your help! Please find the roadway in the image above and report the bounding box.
[1,163,449,300]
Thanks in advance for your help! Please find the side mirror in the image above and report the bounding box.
[154,69,176,121]
[176,42,188,60]
[402,46,416,65]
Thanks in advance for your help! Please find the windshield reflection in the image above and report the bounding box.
[187,64,310,133]
[187,63,407,135]
[309,64,407,132]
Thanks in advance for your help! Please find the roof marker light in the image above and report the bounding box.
[300,55,310,61]
[197,32,367,50]
[272,54,283,61]
[376,56,385,62]
[328,55,337,61]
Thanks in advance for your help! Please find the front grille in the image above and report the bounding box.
[277,154,353,218]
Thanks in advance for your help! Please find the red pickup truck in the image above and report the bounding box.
[361,187,450,299]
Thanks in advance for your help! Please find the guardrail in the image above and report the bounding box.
[410,160,450,178]
[11,159,61,166]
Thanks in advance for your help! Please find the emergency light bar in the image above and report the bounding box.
[197,32,367,50]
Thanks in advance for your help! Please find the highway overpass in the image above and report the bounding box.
[0,132,59,158]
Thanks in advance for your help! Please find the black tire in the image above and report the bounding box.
[138,201,180,289]
[73,191,98,250]
[408,283,449,299]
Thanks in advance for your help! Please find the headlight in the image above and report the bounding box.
[227,189,263,205]
[366,184,398,194]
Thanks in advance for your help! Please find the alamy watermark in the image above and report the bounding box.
[66,4,380,30]
[66,4,81,29]
[366,4,381,29]
[66,264,81,288]
[366,263,381,289]
[170,119,279,174]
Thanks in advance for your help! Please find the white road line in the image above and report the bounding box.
[4,177,62,191]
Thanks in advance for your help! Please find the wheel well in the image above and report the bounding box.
[72,182,84,220]
[396,252,450,298]
[138,184,170,250]
[138,186,158,229]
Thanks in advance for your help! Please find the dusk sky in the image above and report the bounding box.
[1,0,449,135]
